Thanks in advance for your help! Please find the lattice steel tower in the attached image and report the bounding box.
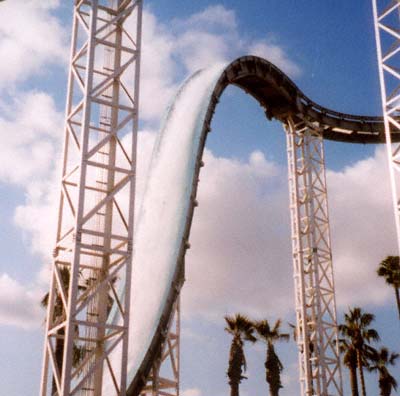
[373,0,400,253]
[285,117,343,396]
[40,1,142,395]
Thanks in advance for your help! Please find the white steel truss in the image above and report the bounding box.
[40,1,142,395]
[285,117,343,396]
[372,0,400,254]
[140,299,181,396]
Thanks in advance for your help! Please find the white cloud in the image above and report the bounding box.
[175,31,230,73]
[181,146,396,323]
[14,180,58,279]
[0,273,42,329]
[0,91,63,186]
[249,41,301,77]
[181,326,215,344]
[138,10,179,122]
[182,388,202,396]
[172,6,301,77]
[328,146,396,307]
[135,5,301,123]
[0,0,67,329]
[182,5,237,32]
[0,0,68,90]
[0,90,65,294]
[171,6,237,74]
[183,149,292,321]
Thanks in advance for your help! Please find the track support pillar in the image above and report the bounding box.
[285,117,343,396]
[140,298,181,396]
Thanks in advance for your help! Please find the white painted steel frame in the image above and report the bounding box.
[285,117,343,396]
[140,299,181,396]
[40,1,142,395]
[372,0,400,255]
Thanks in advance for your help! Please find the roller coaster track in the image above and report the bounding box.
[126,55,398,396]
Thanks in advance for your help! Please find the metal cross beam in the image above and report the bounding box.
[140,299,181,396]
[40,1,142,395]
[372,0,400,255]
[285,117,343,396]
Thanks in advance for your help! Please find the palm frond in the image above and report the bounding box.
[377,256,400,287]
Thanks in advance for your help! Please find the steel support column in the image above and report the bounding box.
[285,117,343,396]
[40,1,142,395]
[372,0,400,254]
[140,298,181,396]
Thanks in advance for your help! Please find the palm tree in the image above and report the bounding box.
[338,337,360,396]
[377,256,400,319]
[339,307,380,396]
[368,347,398,396]
[224,314,257,396]
[254,319,289,396]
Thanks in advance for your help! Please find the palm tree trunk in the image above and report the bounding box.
[349,363,359,396]
[230,381,239,396]
[395,286,400,320]
[379,375,391,396]
[357,351,367,396]
[266,344,281,396]
[227,339,243,396]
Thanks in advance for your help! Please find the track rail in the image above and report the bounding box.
[127,55,397,396]
[220,56,392,143]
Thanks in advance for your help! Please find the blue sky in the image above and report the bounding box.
[0,1,398,396]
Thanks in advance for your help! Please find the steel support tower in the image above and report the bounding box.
[373,0,400,254]
[140,299,181,396]
[40,1,142,395]
[285,117,343,396]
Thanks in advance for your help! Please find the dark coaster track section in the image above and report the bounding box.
[127,55,395,396]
